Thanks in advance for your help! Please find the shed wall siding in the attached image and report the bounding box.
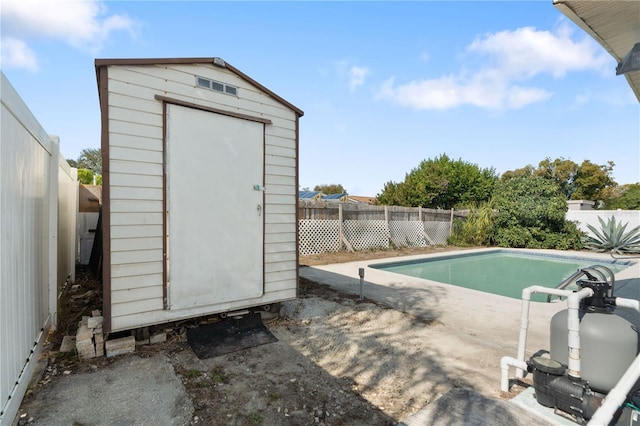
[106,63,297,331]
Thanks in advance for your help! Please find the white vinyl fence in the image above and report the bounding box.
[0,72,77,425]
[566,210,640,236]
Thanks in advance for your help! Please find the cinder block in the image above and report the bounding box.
[92,309,102,317]
[76,342,95,351]
[95,342,104,357]
[60,336,76,352]
[149,333,167,345]
[77,345,96,359]
[76,325,93,341]
[87,316,103,329]
[105,336,135,357]
[94,333,104,344]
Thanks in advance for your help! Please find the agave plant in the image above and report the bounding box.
[584,216,640,255]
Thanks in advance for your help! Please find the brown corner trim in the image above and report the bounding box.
[154,95,273,125]
[295,114,300,299]
[97,65,112,334]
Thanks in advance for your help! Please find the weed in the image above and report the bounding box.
[267,391,280,402]
[210,365,229,383]
[196,379,212,388]
[249,412,263,425]
[185,369,202,379]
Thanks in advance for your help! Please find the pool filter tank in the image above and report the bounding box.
[527,278,640,424]
[549,279,638,394]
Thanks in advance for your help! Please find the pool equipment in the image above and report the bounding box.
[501,271,640,425]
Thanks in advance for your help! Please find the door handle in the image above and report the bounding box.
[257,204,262,216]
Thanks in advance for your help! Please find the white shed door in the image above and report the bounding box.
[166,104,264,310]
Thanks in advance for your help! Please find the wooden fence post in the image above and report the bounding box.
[339,203,354,252]
[449,208,454,236]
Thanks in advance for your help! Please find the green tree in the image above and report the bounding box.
[314,184,346,194]
[491,175,583,249]
[77,168,95,185]
[76,148,102,174]
[533,157,579,198]
[500,165,534,180]
[571,160,616,203]
[502,157,616,204]
[603,183,640,210]
[377,154,498,209]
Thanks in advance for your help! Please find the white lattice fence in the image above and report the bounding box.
[424,221,450,245]
[298,219,341,255]
[388,221,428,247]
[343,220,390,251]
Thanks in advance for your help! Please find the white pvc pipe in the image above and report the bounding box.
[615,297,640,312]
[566,287,594,378]
[587,353,640,426]
[500,356,528,393]
[515,286,573,379]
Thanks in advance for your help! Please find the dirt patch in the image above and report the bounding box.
[17,248,521,426]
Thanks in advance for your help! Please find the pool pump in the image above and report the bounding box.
[527,279,639,425]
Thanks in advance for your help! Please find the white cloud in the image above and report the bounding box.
[467,24,610,79]
[379,74,552,110]
[377,22,609,111]
[1,0,136,70]
[349,66,370,92]
[1,37,38,71]
[333,59,370,92]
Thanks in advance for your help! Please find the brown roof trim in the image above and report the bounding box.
[94,57,304,117]
[155,95,273,124]
[223,62,304,117]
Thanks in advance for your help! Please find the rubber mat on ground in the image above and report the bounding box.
[186,312,277,359]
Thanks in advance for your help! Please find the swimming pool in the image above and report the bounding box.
[370,250,633,301]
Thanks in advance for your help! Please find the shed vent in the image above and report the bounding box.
[196,76,238,96]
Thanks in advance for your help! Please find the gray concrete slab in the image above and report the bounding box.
[19,354,192,426]
[400,388,556,426]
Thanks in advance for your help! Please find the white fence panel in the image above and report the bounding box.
[0,72,76,425]
[343,220,390,251]
[566,210,640,237]
[388,221,428,247]
[298,220,341,255]
[424,221,451,246]
[57,151,78,287]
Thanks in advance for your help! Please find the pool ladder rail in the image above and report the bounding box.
[546,265,615,302]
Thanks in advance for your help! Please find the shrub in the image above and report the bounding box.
[448,202,495,246]
[584,216,640,254]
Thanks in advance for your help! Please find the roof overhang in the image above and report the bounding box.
[553,0,640,102]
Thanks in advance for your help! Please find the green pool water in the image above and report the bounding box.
[371,251,632,301]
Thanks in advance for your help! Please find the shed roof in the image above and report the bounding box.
[553,0,640,102]
[94,57,304,116]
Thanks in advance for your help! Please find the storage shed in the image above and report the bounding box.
[95,58,303,333]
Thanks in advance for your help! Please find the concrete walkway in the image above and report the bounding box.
[16,354,192,426]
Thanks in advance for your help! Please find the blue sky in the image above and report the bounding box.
[2,1,638,196]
